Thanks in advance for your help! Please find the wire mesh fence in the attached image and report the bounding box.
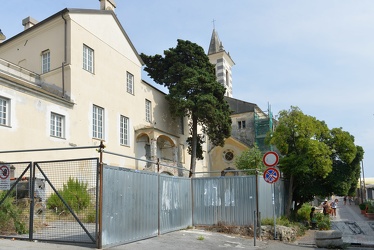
[33,158,99,244]
[0,158,99,245]
[0,162,32,239]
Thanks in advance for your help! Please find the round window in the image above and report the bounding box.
[223,150,234,162]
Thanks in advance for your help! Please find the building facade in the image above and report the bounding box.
[0,1,208,176]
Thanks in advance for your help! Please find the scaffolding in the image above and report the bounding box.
[254,104,274,153]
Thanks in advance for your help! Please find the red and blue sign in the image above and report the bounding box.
[263,167,280,184]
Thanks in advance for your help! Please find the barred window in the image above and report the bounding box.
[120,115,129,145]
[93,105,104,139]
[126,72,134,94]
[0,96,10,126]
[145,99,152,122]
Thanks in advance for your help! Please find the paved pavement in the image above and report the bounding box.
[330,197,374,247]
[1,197,373,249]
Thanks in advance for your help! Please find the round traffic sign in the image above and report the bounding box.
[0,165,10,180]
[262,151,279,167]
[263,167,280,184]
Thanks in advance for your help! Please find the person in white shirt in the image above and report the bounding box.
[330,199,338,217]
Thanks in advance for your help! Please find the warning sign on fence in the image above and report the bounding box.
[0,165,10,190]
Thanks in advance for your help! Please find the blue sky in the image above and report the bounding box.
[1,1,373,178]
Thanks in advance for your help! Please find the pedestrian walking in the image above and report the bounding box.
[344,196,347,205]
[331,198,338,217]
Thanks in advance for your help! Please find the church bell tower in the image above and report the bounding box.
[207,28,235,97]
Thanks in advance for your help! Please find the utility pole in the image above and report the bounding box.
[362,160,366,202]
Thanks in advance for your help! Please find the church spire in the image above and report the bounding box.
[208,29,224,55]
[207,26,235,97]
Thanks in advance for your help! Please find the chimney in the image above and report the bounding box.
[100,0,116,12]
[22,17,38,30]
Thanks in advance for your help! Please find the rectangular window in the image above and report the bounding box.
[126,72,134,94]
[145,99,152,122]
[83,44,94,73]
[93,105,104,139]
[50,112,64,138]
[42,50,50,74]
[120,115,129,145]
[238,120,246,129]
[0,97,9,126]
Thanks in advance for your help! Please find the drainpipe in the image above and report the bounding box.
[61,13,67,98]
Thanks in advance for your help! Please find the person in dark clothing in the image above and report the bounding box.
[310,207,317,229]
[322,200,330,216]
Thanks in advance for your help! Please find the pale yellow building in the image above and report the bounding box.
[0,0,209,177]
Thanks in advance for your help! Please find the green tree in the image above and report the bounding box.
[267,106,363,217]
[141,39,232,177]
[267,106,333,216]
[321,128,360,196]
[235,144,265,174]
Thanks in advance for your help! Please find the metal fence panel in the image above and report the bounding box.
[159,175,192,234]
[258,177,285,220]
[102,166,158,247]
[192,176,257,226]
[275,179,285,217]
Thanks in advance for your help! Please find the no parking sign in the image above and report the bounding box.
[0,165,10,190]
[263,167,280,184]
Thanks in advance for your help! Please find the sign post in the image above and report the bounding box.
[262,151,280,240]
[0,165,10,190]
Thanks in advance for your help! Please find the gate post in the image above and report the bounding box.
[98,141,105,249]
[29,162,35,241]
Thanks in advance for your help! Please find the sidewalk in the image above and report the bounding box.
[331,198,374,247]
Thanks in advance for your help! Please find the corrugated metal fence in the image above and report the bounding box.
[192,176,256,226]
[101,166,193,247]
[101,165,285,248]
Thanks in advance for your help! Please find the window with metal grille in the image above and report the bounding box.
[126,72,134,94]
[93,105,104,139]
[145,99,152,123]
[120,115,129,145]
[0,96,9,126]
